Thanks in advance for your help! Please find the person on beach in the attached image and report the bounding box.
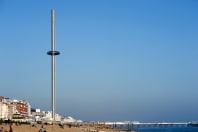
[9,126,12,132]
[0,127,3,132]
[39,128,42,132]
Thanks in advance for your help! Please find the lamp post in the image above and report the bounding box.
[47,9,60,120]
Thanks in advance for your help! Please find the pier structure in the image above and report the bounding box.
[47,9,60,120]
[130,122,187,128]
[105,122,188,129]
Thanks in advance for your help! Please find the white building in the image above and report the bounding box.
[27,102,31,117]
[62,116,83,124]
[0,102,8,119]
[42,111,62,122]
[36,109,41,113]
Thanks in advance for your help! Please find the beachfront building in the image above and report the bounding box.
[0,103,8,119]
[42,111,62,122]
[4,98,16,119]
[0,96,35,120]
[27,102,31,117]
[42,111,51,121]
[0,97,10,119]
[0,96,65,122]
[31,108,43,122]
[0,97,31,119]
[62,116,83,124]
[62,116,76,123]
[31,108,41,116]
[12,100,28,117]
[0,98,9,119]
[55,113,62,121]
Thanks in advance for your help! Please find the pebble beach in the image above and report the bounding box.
[0,124,135,132]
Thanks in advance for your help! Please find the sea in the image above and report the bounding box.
[131,127,198,132]
[118,124,198,132]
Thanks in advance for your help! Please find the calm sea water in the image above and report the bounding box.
[118,125,198,132]
[132,127,198,132]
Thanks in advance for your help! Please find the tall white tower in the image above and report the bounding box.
[47,9,60,120]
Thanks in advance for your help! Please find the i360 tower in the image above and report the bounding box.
[47,9,60,120]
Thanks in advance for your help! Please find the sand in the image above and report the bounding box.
[0,124,135,132]
[0,124,83,132]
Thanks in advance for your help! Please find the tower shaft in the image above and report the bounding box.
[47,9,60,120]
[51,9,55,120]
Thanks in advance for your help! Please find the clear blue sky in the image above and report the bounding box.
[0,0,198,122]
